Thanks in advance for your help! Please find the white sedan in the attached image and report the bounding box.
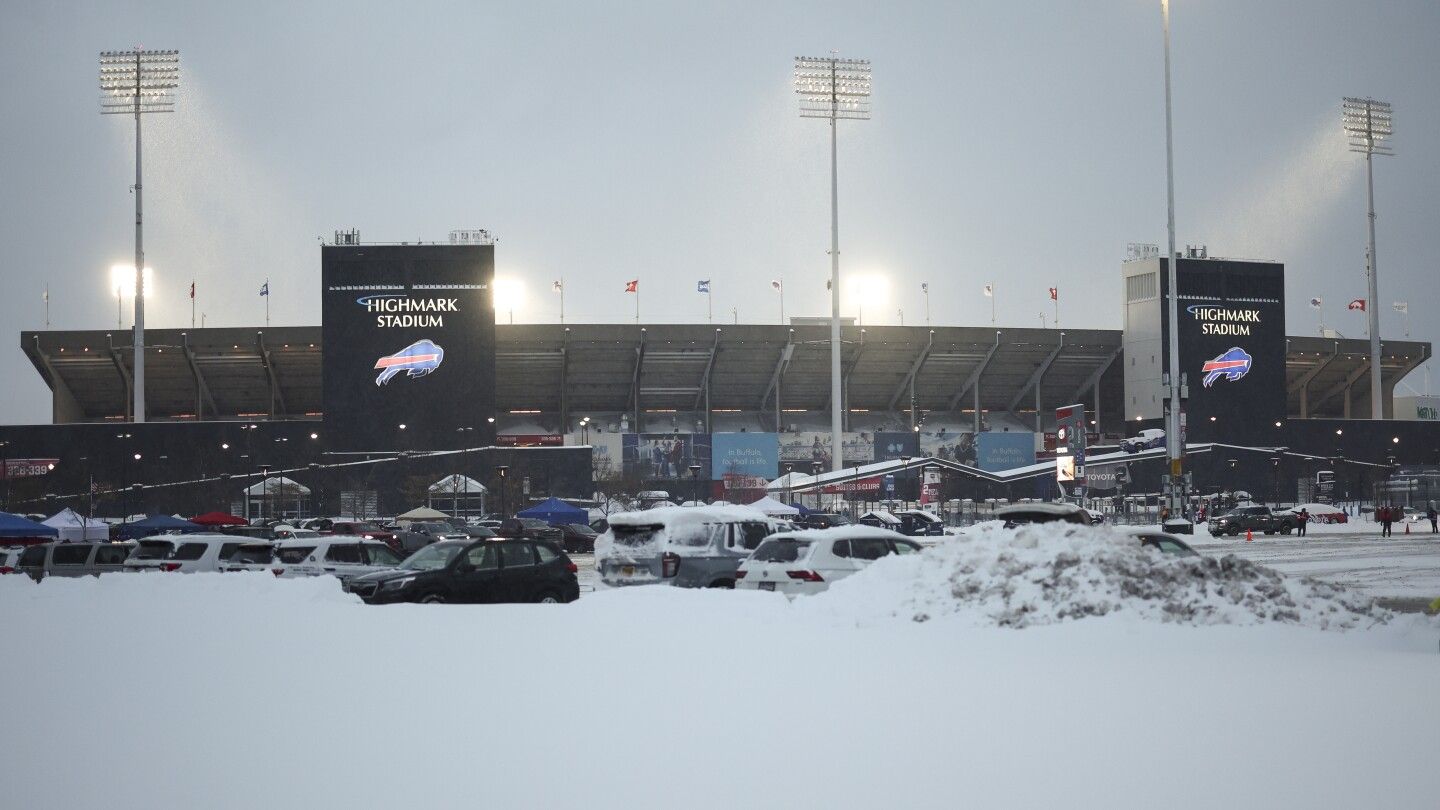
[735,526,919,596]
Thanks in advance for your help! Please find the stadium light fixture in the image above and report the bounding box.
[796,53,870,473]
[101,48,179,425]
[1342,97,1393,420]
[1159,1,1184,519]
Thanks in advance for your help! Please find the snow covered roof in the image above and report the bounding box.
[244,476,311,496]
[428,474,487,494]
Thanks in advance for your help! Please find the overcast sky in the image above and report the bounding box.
[2,0,1437,423]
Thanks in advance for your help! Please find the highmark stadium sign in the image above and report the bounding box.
[1187,304,1262,336]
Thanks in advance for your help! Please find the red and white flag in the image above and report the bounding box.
[1347,298,1366,312]
[1048,286,1058,301]
[624,280,638,293]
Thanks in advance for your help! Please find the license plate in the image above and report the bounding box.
[622,565,635,576]
[758,581,775,591]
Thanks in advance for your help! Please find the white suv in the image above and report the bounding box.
[270,537,404,583]
[122,534,246,573]
[735,526,920,596]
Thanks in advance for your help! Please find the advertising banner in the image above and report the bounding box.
[778,432,874,468]
[497,434,563,447]
[918,431,977,466]
[321,244,496,451]
[1,459,58,478]
[588,432,623,479]
[623,434,712,480]
[874,432,920,462]
[711,433,779,480]
[976,432,1036,472]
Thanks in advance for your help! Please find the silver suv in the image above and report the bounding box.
[596,505,789,589]
[16,541,136,581]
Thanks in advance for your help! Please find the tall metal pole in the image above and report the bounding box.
[1161,0,1183,513]
[132,52,146,424]
[1364,147,1382,418]
[829,89,843,473]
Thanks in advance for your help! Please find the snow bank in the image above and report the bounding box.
[805,523,1391,629]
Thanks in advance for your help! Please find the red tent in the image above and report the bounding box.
[190,511,247,526]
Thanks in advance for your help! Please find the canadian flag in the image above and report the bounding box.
[625,280,638,293]
[1347,298,1366,312]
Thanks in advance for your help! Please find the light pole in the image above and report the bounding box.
[100,48,179,424]
[796,54,870,473]
[1159,1,1184,519]
[1343,97,1393,420]
[688,464,704,506]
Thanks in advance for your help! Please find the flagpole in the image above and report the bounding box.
[924,286,930,326]
[191,279,195,329]
[1054,289,1059,329]
[265,278,270,328]
[44,286,50,328]
[560,278,565,324]
[779,281,784,324]
[635,282,640,325]
[991,284,996,325]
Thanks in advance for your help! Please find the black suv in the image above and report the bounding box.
[1208,506,1296,537]
[346,539,579,605]
[798,513,851,530]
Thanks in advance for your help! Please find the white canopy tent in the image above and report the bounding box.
[43,508,110,542]
[244,476,311,496]
[397,506,450,522]
[243,476,312,522]
[746,496,800,517]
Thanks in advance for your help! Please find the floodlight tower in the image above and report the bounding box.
[1159,1,1184,518]
[100,48,179,424]
[1342,97,1393,420]
[795,54,870,473]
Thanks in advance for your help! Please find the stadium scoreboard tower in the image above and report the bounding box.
[321,242,496,451]
[1123,255,1286,446]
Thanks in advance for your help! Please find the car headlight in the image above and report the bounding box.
[381,576,416,591]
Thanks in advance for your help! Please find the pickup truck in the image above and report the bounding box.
[1207,505,1296,537]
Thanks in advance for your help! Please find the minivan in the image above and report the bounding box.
[16,541,136,581]
[596,505,789,589]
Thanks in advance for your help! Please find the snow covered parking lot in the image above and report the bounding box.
[2,525,1437,810]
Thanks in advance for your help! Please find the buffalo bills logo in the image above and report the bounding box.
[1201,346,1252,388]
[374,339,444,386]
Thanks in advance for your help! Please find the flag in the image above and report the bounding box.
[1309,297,1322,309]
[770,280,782,291]
[983,284,993,297]
[552,280,563,293]
[696,279,711,293]
[189,282,195,300]
[259,282,270,297]
[625,280,638,293]
[826,279,832,290]
[1347,298,1366,312]
[42,289,48,304]
[1393,301,1408,314]
[1048,286,1058,301]
[921,282,929,293]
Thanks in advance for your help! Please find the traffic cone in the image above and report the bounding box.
[1246,529,1253,542]
[1405,522,1410,535]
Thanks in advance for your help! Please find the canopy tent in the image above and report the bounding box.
[516,497,588,526]
[243,476,311,496]
[42,508,109,542]
[397,506,450,521]
[428,475,487,494]
[0,511,59,540]
[112,514,202,542]
[190,511,247,527]
[746,496,801,517]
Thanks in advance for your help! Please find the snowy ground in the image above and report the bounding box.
[1189,526,1440,600]
[5,527,1439,810]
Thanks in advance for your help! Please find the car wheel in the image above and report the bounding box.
[1279,525,1292,535]
[535,591,563,604]
[1228,527,1241,537]
[419,592,447,604]
[708,579,735,589]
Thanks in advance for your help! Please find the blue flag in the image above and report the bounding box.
[696,280,710,293]
[259,281,270,297]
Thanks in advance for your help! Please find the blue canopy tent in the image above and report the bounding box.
[112,514,202,542]
[0,511,59,541]
[515,497,588,526]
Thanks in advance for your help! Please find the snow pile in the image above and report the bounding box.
[808,522,1391,629]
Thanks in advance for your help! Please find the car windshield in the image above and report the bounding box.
[565,524,596,535]
[518,519,549,529]
[399,543,464,571]
[611,524,661,546]
[339,523,382,534]
[132,540,174,560]
[415,523,450,533]
[751,538,813,563]
[231,545,274,564]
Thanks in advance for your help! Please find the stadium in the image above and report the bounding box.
[3,238,1434,519]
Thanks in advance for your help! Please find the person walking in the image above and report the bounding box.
[1378,504,1393,538]
[1426,504,1437,534]
[1297,507,1309,537]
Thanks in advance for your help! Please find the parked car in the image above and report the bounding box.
[122,534,250,573]
[1120,429,1166,453]
[1128,529,1201,557]
[995,502,1094,528]
[890,510,945,537]
[268,537,404,582]
[1207,505,1296,536]
[794,512,849,530]
[1276,504,1348,525]
[15,541,136,581]
[495,518,564,545]
[272,526,321,541]
[218,525,278,540]
[326,521,400,553]
[345,539,579,604]
[596,505,789,589]
[219,541,278,572]
[555,523,598,554]
[735,526,920,596]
